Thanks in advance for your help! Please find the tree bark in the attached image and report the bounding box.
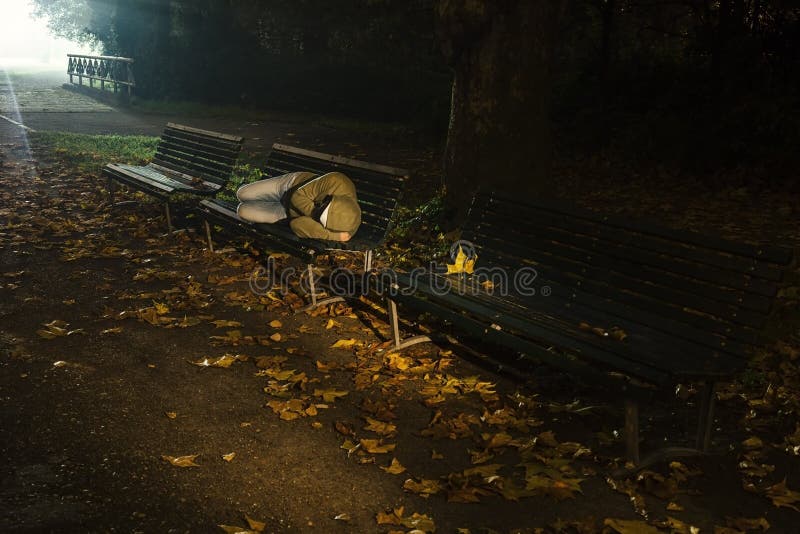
[436,0,558,216]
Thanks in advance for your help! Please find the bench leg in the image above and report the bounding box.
[364,250,374,272]
[624,399,640,465]
[108,176,115,206]
[204,219,214,252]
[307,264,317,307]
[386,297,430,351]
[695,381,717,452]
[164,202,173,232]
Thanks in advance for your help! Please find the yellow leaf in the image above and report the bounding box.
[325,319,338,329]
[100,326,123,335]
[314,388,349,403]
[403,477,441,496]
[765,478,800,511]
[162,454,200,467]
[218,525,257,534]
[165,412,177,419]
[603,518,662,533]
[153,301,170,315]
[742,436,763,450]
[725,516,770,531]
[212,320,243,328]
[245,515,266,532]
[399,512,436,532]
[269,320,282,328]
[446,245,477,275]
[380,458,406,474]
[360,439,396,454]
[269,333,282,342]
[222,452,236,462]
[364,417,397,436]
[330,338,357,349]
[376,511,400,525]
[190,354,247,368]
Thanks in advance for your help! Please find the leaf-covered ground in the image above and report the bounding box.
[1,120,800,533]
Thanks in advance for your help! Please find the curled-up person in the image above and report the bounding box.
[235,171,361,241]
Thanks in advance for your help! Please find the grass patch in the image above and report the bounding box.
[28,132,261,201]
[30,131,158,174]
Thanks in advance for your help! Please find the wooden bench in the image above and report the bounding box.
[380,191,793,469]
[103,123,244,230]
[198,143,408,308]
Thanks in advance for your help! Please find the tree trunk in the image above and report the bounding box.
[437,0,557,217]
[599,0,616,80]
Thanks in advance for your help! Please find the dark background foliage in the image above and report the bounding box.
[33,0,800,189]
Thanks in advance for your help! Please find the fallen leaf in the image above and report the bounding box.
[162,454,200,467]
[212,320,243,328]
[603,518,662,533]
[269,320,282,328]
[380,458,406,475]
[190,353,247,368]
[400,512,436,532]
[314,388,349,403]
[765,478,800,511]
[446,245,477,274]
[165,411,177,419]
[222,452,236,462]
[245,515,266,532]
[100,326,123,335]
[330,338,358,349]
[360,439,396,454]
[403,477,441,497]
[725,516,770,531]
[364,417,397,437]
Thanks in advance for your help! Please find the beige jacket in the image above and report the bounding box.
[284,172,362,240]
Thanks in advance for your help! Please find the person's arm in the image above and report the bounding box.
[290,217,350,241]
[289,173,356,217]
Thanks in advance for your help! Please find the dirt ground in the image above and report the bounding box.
[2,90,800,533]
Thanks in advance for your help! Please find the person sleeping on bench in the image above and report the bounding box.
[235,171,361,242]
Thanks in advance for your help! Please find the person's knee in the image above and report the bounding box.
[236,182,255,201]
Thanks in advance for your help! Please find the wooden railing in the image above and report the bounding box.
[67,54,135,96]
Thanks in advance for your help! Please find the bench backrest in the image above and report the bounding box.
[461,191,793,357]
[153,123,244,186]
[263,143,408,245]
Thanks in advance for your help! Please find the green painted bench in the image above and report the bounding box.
[103,123,244,230]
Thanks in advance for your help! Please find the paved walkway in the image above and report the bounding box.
[0,65,440,187]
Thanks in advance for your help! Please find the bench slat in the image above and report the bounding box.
[266,152,406,192]
[473,202,783,290]
[393,273,684,384]
[476,192,793,265]
[153,151,232,183]
[265,161,401,210]
[469,214,778,307]
[165,123,244,144]
[160,133,242,162]
[429,267,752,359]
[475,246,763,344]
[468,227,772,326]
